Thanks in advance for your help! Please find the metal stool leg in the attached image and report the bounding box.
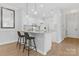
[28,39,30,56]
[28,39,32,56]
[17,37,19,46]
[33,39,37,52]
[23,37,24,43]
[23,38,27,52]
[19,37,21,49]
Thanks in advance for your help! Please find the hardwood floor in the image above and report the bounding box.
[47,37,79,56]
[0,43,42,56]
[0,37,79,56]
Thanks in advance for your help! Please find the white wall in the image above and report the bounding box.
[0,4,23,44]
[54,10,64,43]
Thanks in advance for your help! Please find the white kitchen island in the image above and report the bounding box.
[21,30,53,55]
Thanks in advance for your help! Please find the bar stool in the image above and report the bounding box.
[17,31,25,49]
[23,32,37,56]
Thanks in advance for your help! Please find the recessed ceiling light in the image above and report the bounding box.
[70,9,78,13]
[34,11,38,15]
[66,9,79,14]
[31,8,34,12]
[40,4,44,8]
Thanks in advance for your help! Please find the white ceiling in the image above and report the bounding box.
[0,3,26,10]
[0,3,79,10]
[0,3,79,11]
[45,3,79,9]
[0,3,79,18]
[43,3,79,14]
[27,3,79,18]
[27,3,79,9]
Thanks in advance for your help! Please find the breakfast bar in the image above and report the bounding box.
[20,29,53,55]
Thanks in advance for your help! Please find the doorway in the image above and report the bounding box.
[66,12,79,38]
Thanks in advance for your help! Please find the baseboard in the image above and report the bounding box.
[37,49,47,55]
[64,36,79,39]
[52,39,63,44]
[0,40,17,45]
[57,40,63,43]
[66,35,79,39]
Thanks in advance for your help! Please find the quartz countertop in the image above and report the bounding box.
[20,30,53,33]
